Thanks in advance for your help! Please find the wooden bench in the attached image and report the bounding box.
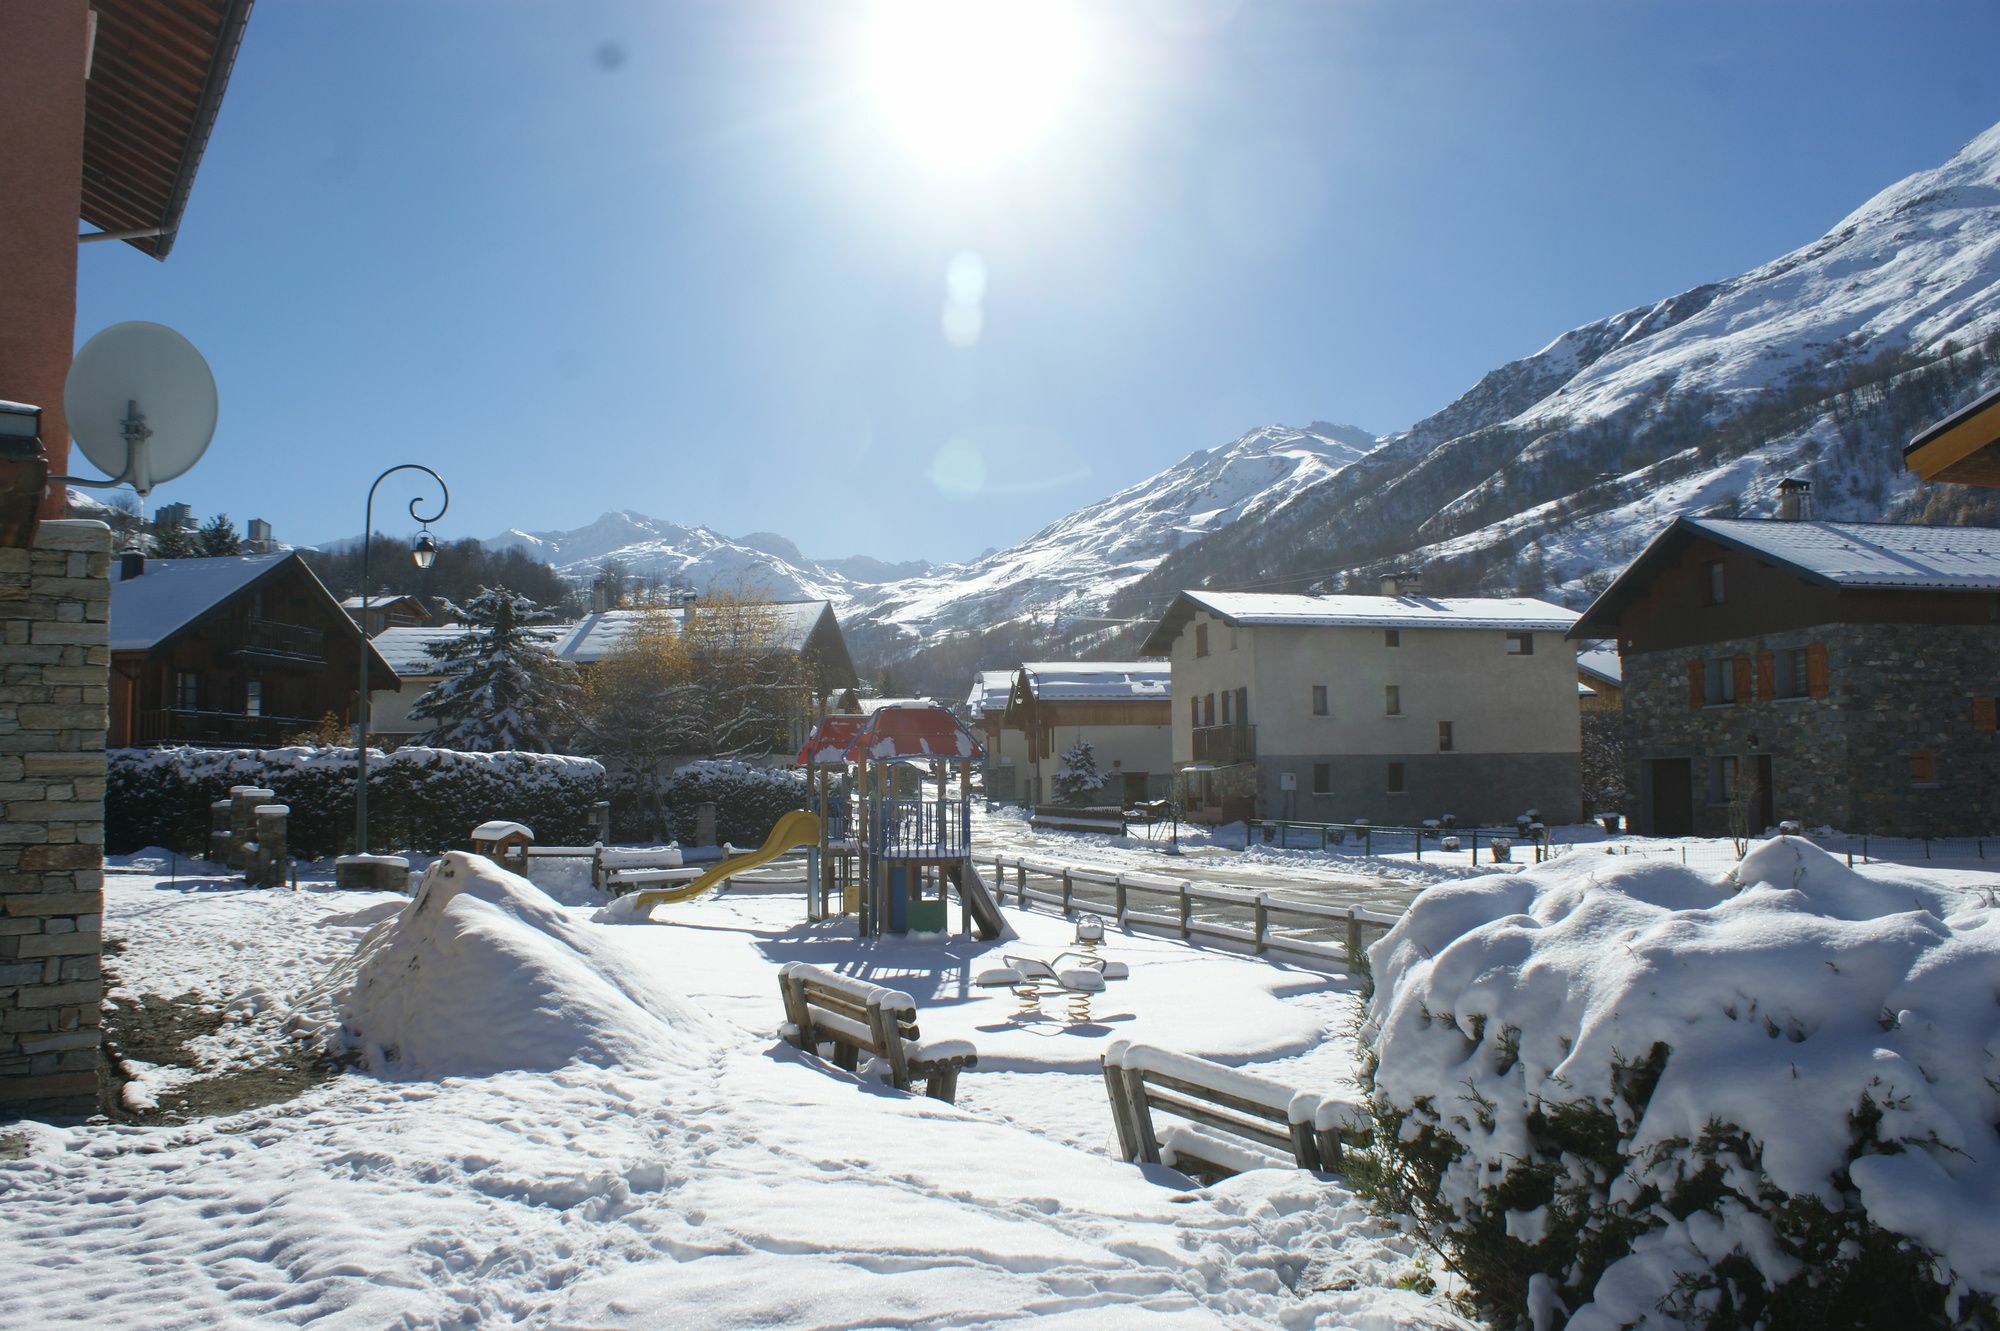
[1101,1040,1365,1182]
[593,845,686,892]
[778,961,977,1103]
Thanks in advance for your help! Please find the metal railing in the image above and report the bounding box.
[875,797,971,860]
[1192,724,1256,764]
[228,618,326,661]
[136,708,318,747]
[1247,818,1560,865]
[986,852,1403,974]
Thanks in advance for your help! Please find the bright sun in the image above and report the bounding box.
[862,0,1086,174]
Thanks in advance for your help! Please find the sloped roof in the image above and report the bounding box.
[1576,648,1622,688]
[340,593,424,611]
[110,551,391,679]
[1017,661,1171,702]
[371,626,472,675]
[965,670,1014,717]
[849,703,983,762]
[553,601,834,664]
[796,714,869,767]
[1141,589,1576,654]
[1905,384,2000,487]
[1571,517,2000,637]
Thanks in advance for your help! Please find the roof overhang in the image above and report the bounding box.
[82,0,256,259]
[1905,386,2000,488]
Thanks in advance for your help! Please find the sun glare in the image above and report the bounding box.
[863,0,1085,174]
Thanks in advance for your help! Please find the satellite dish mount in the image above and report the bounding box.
[51,321,217,499]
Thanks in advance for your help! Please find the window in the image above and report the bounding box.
[1194,624,1209,658]
[1190,699,1200,729]
[1311,762,1330,795]
[1384,685,1401,716]
[1311,684,1328,716]
[1384,629,1400,648]
[1911,752,1937,786]
[1203,693,1215,727]
[1705,561,1726,606]
[244,681,263,718]
[1506,632,1534,655]
[1707,755,1738,805]
[1221,691,1233,725]
[174,672,198,708]
[1776,647,1809,699]
[1974,696,1998,733]
[1706,656,1737,706]
[1438,720,1454,752]
[1386,762,1406,794]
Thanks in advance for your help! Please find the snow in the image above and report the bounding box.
[965,668,1015,717]
[1170,589,1578,632]
[107,551,291,650]
[1020,661,1171,701]
[1364,834,2000,1325]
[470,819,532,841]
[0,847,1471,1329]
[1685,515,2000,590]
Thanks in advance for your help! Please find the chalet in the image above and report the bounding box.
[341,593,432,636]
[1905,384,2000,487]
[1141,586,1581,825]
[109,551,396,748]
[964,669,1030,802]
[1570,515,2000,838]
[1002,663,1172,806]
[1576,645,1623,713]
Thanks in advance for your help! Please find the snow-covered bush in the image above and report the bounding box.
[1051,739,1106,805]
[653,760,806,848]
[108,745,605,858]
[1356,837,2000,1330]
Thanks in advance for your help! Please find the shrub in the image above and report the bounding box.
[1354,838,2000,1330]
[658,760,806,848]
[107,746,605,859]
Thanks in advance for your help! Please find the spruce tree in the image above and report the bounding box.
[1052,738,1106,805]
[409,587,579,752]
[198,513,242,556]
[150,519,199,559]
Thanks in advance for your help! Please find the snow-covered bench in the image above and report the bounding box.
[1100,1040,1366,1182]
[592,845,685,892]
[777,962,977,1103]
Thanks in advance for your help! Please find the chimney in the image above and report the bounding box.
[1379,573,1400,597]
[120,548,144,580]
[1379,570,1420,598]
[1776,477,1812,522]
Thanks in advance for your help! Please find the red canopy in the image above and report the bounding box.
[795,714,869,767]
[796,704,983,766]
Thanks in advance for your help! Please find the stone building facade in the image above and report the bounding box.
[1,519,111,1118]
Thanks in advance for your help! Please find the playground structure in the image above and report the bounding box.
[797,704,1005,941]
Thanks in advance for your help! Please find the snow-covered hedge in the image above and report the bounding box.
[659,760,807,848]
[1358,837,2000,1330]
[107,745,606,859]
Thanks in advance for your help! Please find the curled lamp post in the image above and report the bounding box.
[356,464,448,855]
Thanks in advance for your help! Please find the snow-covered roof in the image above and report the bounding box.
[1016,661,1171,703]
[1576,648,1622,688]
[109,551,291,651]
[553,601,833,664]
[965,670,1014,718]
[372,626,474,675]
[857,695,933,715]
[1142,589,1576,654]
[1685,518,2000,590]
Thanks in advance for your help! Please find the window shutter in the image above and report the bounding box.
[1755,652,1775,700]
[1688,659,1704,709]
[1973,696,1997,732]
[1732,655,1752,703]
[1806,643,1829,697]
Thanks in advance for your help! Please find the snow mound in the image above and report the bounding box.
[1364,836,2000,1326]
[305,852,720,1078]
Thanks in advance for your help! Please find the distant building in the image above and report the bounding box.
[1002,662,1172,806]
[244,517,274,552]
[1571,515,2000,837]
[109,550,396,748]
[1906,384,2000,487]
[340,592,433,637]
[965,670,1028,802]
[1576,644,1623,713]
[152,501,193,530]
[1141,586,1581,825]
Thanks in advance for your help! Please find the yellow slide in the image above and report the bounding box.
[622,810,820,915]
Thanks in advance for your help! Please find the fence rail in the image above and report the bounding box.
[1247,818,1559,865]
[986,852,1403,973]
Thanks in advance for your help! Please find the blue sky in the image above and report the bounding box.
[77,1,2000,564]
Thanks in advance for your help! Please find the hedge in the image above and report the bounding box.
[107,746,606,859]
[605,760,809,848]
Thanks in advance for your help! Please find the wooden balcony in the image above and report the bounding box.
[1192,724,1256,765]
[223,618,327,664]
[137,708,320,747]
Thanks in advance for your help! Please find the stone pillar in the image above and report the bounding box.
[695,801,718,848]
[228,786,275,871]
[0,519,111,1119]
[251,804,288,889]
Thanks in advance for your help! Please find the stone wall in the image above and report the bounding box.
[0,519,110,1119]
[1622,622,2000,837]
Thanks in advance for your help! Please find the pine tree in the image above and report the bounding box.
[409,587,579,752]
[150,518,199,559]
[1052,738,1106,805]
[198,513,242,556]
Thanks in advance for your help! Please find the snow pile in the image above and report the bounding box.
[1362,836,2000,1328]
[304,852,719,1078]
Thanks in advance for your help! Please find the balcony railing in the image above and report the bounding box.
[224,618,326,662]
[1192,724,1256,765]
[872,797,971,861]
[137,709,320,747]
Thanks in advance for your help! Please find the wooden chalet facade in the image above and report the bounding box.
[1572,516,2000,838]
[341,593,432,637]
[1906,385,2000,488]
[1001,663,1173,806]
[109,551,396,748]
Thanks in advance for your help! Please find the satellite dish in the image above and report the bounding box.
[62,321,217,497]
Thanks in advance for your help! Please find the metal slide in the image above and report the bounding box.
[944,860,1007,941]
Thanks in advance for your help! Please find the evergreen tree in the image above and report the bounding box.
[198,513,242,556]
[149,517,199,559]
[1052,738,1106,805]
[409,587,579,752]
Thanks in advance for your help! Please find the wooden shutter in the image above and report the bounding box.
[1973,696,1997,732]
[1732,655,1752,704]
[1805,643,1829,697]
[1688,658,1705,708]
[1755,652,1775,700]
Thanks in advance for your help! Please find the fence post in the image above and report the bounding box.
[1017,862,1027,906]
[1061,869,1073,915]
[1414,831,1422,863]
[1345,909,1363,972]
[1115,876,1128,921]
[1178,887,1191,939]
[1364,827,1372,857]
[1253,895,1268,954]
[1470,829,1477,865]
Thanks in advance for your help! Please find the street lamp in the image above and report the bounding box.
[356,464,448,854]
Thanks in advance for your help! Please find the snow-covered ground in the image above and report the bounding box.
[0,850,1471,1330]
